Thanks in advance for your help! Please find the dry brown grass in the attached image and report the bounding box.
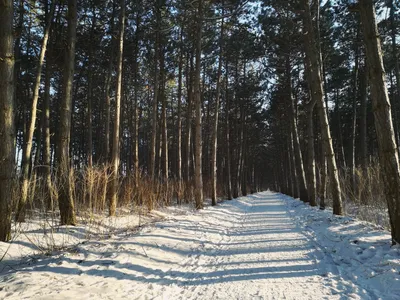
[319,162,389,228]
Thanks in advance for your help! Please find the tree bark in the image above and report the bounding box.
[0,0,15,241]
[57,0,77,225]
[359,0,400,243]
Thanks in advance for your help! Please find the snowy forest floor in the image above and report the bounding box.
[1,191,400,300]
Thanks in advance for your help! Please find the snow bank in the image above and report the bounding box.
[282,194,400,299]
[0,205,196,270]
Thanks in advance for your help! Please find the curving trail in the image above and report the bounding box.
[0,191,373,299]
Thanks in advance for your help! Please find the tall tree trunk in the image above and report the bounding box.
[194,0,204,209]
[86,8,96,169]
[0,0,15,242]
[177,28,183,203]
[133,9,141,187]
[103,3,116,164]
[390,0,400,148]
[286,134,294,197]
[211,8,224,205]
[302,0,343,215]
[185,52,193,182]
[334,89,346,169]
[359,66,368,169]
[236,105,245,197]
[85,6,96,210]
[350,24,360,194]
[287,56,309,202]
[109,0,125,216]
[16,1,55,222]
[359,0,400,243]
[289,127,299,198]
[160,48,168,181]
[43,57,53,211]
[319,142,327,209]
[150,2,161,180]
[225,61,232,200]
[57,0,77,225]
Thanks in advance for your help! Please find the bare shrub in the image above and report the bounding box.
[320,162,389,229]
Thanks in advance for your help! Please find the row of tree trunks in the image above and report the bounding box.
[15,2,55,222]
[286,55,309,203]
[302,0,343,215]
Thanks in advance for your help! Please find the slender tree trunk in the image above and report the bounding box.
[185,52,193,182]
[194,0,204,209]
[302,0,343,215]
[390,0,400,147]
[306,103,317,206]
[177,28,183,203]
[286,134,294,197]
[289,128,299,198]
[103,3,116,164]
[359,0,400,243]
[43,52,53,211]
[236,105,245,197]
[160,48,168,181]
[57,0,77,225]
[225,61,232,200]
[86,10,96,169]
[150,3,161,180]
[211,9,224,205]
[359,66,368,169]
[109,0,125,216]
[350,25,360,193]
[133,10,141,187]
[287,56,309,202]
[85,7,96,211]
[334,89,346,169]
[16,2,55,222]
[319,142,327,209]
[0,0,15,241]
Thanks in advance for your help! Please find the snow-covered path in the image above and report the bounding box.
[1,191,398,299]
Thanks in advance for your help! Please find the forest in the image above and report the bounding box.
[0,0,400,248]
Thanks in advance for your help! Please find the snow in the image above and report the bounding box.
[1,191,400,299]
